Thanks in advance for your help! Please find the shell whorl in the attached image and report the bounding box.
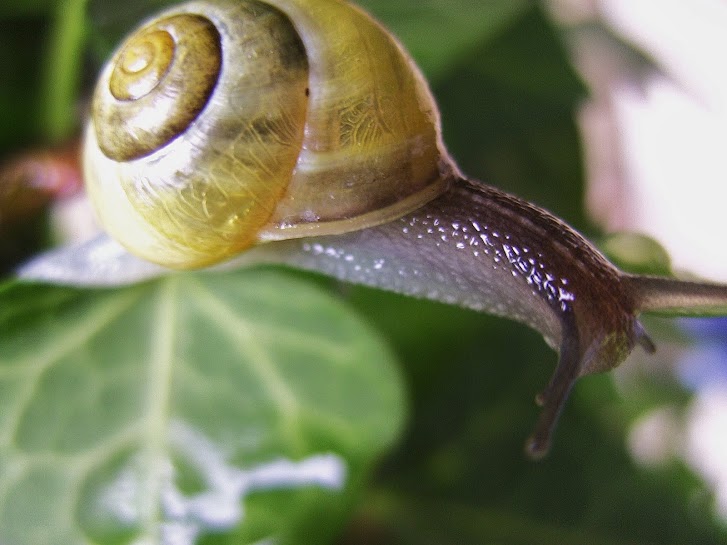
[86,0,310,268]
[96,14,222,161]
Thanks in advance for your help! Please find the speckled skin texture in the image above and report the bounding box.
[264,177,649,455]
[274,179,643,351]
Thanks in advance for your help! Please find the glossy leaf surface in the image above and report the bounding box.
[0,269,405,544]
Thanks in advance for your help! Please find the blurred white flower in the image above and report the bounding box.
[686,387,727,519]
[551,0,727,282]
[549,0,727,523]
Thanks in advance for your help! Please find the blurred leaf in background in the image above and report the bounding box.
[0,9,51,151]
[1,0,727,544]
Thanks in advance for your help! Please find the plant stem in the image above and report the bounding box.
[40,0,88,142]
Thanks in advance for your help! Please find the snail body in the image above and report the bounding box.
[20,0,727,457]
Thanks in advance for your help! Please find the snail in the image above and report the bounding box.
[18,0,727,458]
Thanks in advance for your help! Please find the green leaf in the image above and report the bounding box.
[357,0,531,81]
[0,268,405,545]
[600,232,673,276]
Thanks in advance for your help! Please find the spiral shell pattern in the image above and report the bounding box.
[84,0,450,268]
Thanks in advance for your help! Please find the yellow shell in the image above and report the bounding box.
[84,0,452,268]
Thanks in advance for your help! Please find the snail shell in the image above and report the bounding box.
[84,0,453,269]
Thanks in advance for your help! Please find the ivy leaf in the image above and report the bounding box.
[0,268,405,545]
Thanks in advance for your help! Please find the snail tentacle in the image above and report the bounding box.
[527,314,581,458]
